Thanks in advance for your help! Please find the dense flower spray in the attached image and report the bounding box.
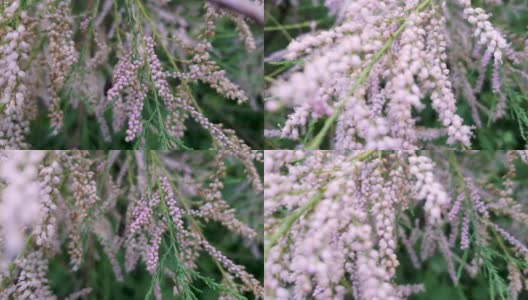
[266,0,527,149]
[264,150,528,299]
[0,150,263,299]
[0,0,262,149]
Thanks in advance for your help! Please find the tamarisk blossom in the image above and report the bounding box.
[0,0,79,147]
[408,155,450,224]
[265,151,528,299]
[104,2,256,147]
[518,151,528,162]
[58,150,101,271]
[265,151,433,299]
[34,160,62,248]
[1,251,55,300]
[44,0,78,132]
[173,3,255,100]
[0,19,33,149]
[267,0,517,149]
[1,1,258,149]
[142,36,263,190]
[508,264,522,300]
[460,211,470,249]
[146,221,167,274]
[161,175,263,296]
[459,2,510,64]
[107,52,147,142]
[0,151,263,299]
[129,194,161,234]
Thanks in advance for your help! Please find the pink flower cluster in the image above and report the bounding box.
[265,151,528,299]
[267,0,523,149]
[0,150,263,299]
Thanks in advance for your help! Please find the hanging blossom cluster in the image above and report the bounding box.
[0,150,263,299]
[266,0,525,149]
[0,0,262,149]
[264,150,528,299]
[0,151,45,261]
[108,2,260,148]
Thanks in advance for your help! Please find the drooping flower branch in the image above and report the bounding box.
[265,0,527,149]
[0,150,263,299]
[0,0,263,149]
[265,150,528,299]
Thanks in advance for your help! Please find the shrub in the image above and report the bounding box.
[264,0,528,149]
[0,0,263,150]
[264,150,528,299]
[0,150,263,299]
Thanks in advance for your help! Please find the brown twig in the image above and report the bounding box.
[207,0,264,26]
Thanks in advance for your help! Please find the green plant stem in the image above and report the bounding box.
[264,191,323,259]
[489,225,512,257]
[149,152,237,287]
[265,21,319,32]
[306,0,432,149]
[113,0,122,45]
[264,150,375,259]
[134,0,224,149]
[264,9,292,40]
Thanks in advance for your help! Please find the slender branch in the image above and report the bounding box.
[264,191,323,259]
[264,150,375,259]
[207,0,264,26]
[150,152,235,284]
[306,0,432,149]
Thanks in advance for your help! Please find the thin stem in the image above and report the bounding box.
[149,152,235,284]
[265,21,322,32]
[306,0,432,149]
[264,191,323,259]
[264,150,375,259]
[265,9,292,40]
[489,225,512,257]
